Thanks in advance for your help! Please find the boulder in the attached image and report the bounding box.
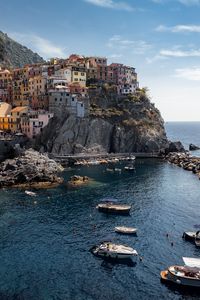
[189,144,200,151]
[165,141,185,154]
[0,149,64,188]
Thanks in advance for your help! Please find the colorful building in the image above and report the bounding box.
[21,111,53,138]
[71,66,87,87]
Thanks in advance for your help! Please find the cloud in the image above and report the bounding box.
[107,35,151,54]
[160,49,200,57]
[84,0,134,11]
[178,0,200,5]
[152,0,200,4]
[146,55,168,64]
[175,67,200,80]
[9,32,67,59]
[156,24,200,33]
[109,53,123,59]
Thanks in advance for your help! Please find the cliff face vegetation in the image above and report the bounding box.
[0,31,44,68]
[36,87,170,155]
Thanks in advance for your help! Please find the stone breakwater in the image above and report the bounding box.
[166,152,200,179]
[0,149,64,188]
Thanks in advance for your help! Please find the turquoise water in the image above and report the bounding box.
[1,157,200,299]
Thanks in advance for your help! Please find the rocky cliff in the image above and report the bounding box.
[0,31,44,68]
[36,88,173,155]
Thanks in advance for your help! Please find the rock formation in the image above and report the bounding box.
[36,89,178,155]
[0,149,64,188]
[189,144,200,151]
[67,175,91,188]
[166,152,200,179]
[0,31,44,68]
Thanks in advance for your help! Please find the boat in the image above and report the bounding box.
[106,168,114,172]
[182,231,200,246]
[182,231,196,241]
[115,226,137,235]
[124,164,135,171]
[88,160,100,165]
[195,232,200,247]
[25,190,36,197]
[96,202,131,215]
[161,257,200,287]
[90,241,138,259]
[128,155,136,161]
[114,168,122,173]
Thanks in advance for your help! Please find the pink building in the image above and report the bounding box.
[21,111,53,138]
[107,63,138,94]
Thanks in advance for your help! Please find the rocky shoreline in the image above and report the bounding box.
[0,149,64,189]
[166,152,200,179]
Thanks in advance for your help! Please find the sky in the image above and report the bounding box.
[1,0,200,121]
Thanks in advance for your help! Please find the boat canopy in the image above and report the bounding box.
[183,257,200,268]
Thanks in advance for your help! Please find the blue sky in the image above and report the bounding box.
[1,0,200,121]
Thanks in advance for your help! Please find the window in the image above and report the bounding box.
[60,98,62,101]
[55,98,57,101]
[74,72,78,75]
[81,72,85,76]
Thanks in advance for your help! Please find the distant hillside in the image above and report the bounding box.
[0,31,44,68]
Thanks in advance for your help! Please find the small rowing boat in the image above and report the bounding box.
[115,226,137,234]
[25,190,36,197]
[96,203,131,215]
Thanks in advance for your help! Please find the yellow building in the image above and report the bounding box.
[5,106,28,132]
[71,67,86,87]
[29,75,46,97]
[0,118,19,132]
[11,67,31,107]
[0,69,12,87]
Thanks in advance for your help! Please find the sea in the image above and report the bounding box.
[0,122,200,300]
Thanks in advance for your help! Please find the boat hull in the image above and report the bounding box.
[115,227,137,235]
[97,206,131,215]
[182,231,196,242]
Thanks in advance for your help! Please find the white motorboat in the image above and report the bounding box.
[182,231,200,247]
[115,226,137,235]
[195,232,200,247]
[161,257,200,287]
[124,164,135,171]
[25,190,36,197]
[97,203,131,215]
[91,242,138,259]
[106,168,114,172]
[182,231,196,241]
[114,168,122,173]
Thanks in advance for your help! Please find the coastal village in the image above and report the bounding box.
[0,54,138,139]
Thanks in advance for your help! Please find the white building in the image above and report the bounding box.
[54,67,72,84]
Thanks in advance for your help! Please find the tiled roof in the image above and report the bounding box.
[11,106,28,113]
